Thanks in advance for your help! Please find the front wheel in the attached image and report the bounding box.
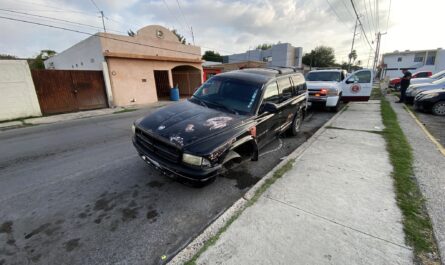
[289,109,303,136]
[432,101,445,116]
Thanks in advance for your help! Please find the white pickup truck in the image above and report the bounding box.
[306,69,374,111]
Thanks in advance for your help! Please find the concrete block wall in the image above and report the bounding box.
[0,60,42,121]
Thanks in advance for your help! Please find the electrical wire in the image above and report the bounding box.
[350,0,374,50]
[89,0,101,12]
[385,0,391,32]
[325,0,353,29]
[0,15,202,57]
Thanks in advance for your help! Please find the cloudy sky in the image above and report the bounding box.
[0,0,443,66]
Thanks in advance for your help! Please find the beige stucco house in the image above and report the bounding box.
[45,25,203,106]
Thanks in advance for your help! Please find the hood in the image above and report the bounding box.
[306,81,339,89]
[136,100,246,148]
[410,78,434,85]
[421,88,445,95]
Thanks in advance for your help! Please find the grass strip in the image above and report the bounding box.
[380,97,438,263]
[185,159,295,265]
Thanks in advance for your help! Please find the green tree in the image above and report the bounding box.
[256,43,272,50]
[202,50,223,62]
[348,49,358,65]
[29,50,56,69]
[0,54,18,60]
[171,29,186,44]
[302,46,336,68]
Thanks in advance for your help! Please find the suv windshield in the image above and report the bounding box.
[191,76,262,115]
[306,71,341,82]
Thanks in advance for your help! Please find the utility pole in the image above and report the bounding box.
[190,26,195,45]
[348,18,358,72]
[100,11,106,32]
[372,32,387,78]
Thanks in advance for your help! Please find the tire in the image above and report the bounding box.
[289,109,303,136]
[431,101,445,116]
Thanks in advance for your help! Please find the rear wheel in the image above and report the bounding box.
[289,109,303,136]
[432,101,445,116]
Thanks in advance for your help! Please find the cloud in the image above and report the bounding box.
[0,0,443,67]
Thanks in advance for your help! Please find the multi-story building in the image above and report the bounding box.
[224,43,303,68]
[382,48,445,78]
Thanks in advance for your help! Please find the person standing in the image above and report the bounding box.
[397,69,412,103]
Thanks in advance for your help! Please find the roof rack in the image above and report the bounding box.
[266,66,298,74]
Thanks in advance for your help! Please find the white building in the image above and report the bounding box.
[225,43,303,68]
[382,48,445,78]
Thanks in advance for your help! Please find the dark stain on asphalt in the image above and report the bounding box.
[6,239,15,245]
[24,223,51,239]
[146,210,158,222]
[94,197,115,212]
[63,238,80,252]
[0,259,5,265]
[146,180,164,188]
[31,254,42,263]
[121,207,139,222]
[132,190,139,198]
[222,168,259,189]
[78,212,87,219]
[0,221,13,234]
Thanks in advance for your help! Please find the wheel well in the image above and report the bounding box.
[233,140,255,159]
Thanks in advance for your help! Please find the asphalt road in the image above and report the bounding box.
[0,106,335,265]
[412,110,445,147]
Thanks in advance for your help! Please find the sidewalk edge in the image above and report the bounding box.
[167,107,347,265]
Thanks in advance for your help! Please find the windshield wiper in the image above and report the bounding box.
[192,96,208,108]
[208,101,238,115]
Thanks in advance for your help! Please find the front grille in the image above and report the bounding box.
[135,129,182,163]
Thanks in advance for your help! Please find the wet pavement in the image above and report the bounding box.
[0,106,335,265]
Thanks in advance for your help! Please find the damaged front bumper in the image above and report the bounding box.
[133,137,221,182]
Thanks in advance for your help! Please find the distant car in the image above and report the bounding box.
[389,71,432,90]
[306,69,373,112]
[409,69,445,86]
[406,77,445,103]
[414,88,445,116]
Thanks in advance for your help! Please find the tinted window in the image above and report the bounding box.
[348,71,371,83]
[277,77,292,102]
[193,76,261,114]
[262,82,279,104]
[306,71,341,82]
[291,75,305,95]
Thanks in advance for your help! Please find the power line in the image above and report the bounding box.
[175,0,195,45]
[350,0,374,50]
[325,0,353,29]
[385,0,391,32]
[0,15,202,57]
[367,0,376,35]
[161,0,189,36]
[362,0,375,37]
[89,0,101,12]
[0,8,125,34]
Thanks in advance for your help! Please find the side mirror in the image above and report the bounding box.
[260,102,279,114]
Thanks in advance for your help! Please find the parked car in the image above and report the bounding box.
[306,69,373,111]
[406,77,445,103]
[389,71,432,90]
[132,68,308,183]
[414,88,445,116]
[409,69,445,86]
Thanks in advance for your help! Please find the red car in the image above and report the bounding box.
[390,71,432,90]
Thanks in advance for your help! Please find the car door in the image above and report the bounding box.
[255,81,281,147]
[277,76,295,130]
[341,69,373,101]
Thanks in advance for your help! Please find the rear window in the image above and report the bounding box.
[306,71,341,82]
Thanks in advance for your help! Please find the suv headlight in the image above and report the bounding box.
[182,153,211,167]
[131,124,136,135]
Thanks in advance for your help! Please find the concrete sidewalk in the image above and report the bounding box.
[195,101,413,265]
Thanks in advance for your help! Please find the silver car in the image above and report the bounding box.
[409,69,445,85]
[406,77,445,102]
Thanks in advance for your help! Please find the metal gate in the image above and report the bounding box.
[31,70,108,115]
[154,70,171,98]
[172,72,202,97]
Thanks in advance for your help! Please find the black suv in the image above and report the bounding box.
[132,68,308,182]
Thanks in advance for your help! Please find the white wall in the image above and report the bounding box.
[0,60,42,121]
[383,49,445,78]
[44,35,104,70]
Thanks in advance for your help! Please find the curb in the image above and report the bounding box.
[167,106,347,265]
